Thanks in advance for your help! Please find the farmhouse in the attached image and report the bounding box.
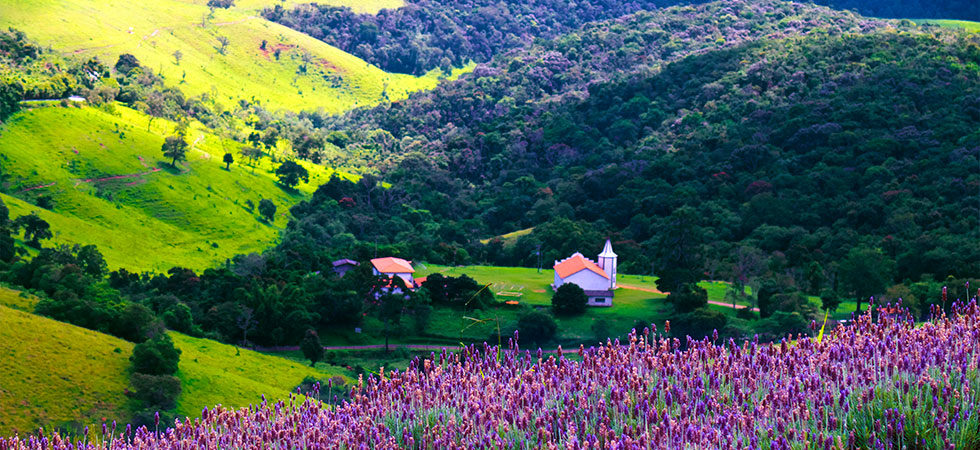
[552,240,618,306]
[371,257,422,293]
[331,259,359,277]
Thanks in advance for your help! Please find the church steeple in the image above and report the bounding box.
[597,239,617,289]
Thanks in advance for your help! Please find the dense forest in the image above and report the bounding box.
[264,0,978,75]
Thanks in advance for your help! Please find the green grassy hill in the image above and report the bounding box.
[0,103,336,272]
[0,0,465,112]
[0,289,347,435]
[913,19,980,32]
[0,304,136,436]
[171,332,347,418]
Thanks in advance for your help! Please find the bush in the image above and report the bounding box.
[517,310,557,347]
[130,334,181,376]
[668,283,708,314]
[670,307,727,342]
[162,303,195,334]
[300,329,324,366]
[128,373,181,410]
[754,311,811,341]
[551,283,587,316]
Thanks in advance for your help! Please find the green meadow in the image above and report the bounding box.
[0,0,468,112]
[0,287,348,435]
[170,332,348,418]
[913,19,980,32]
[0,304,136,436]
[0,104,336,272]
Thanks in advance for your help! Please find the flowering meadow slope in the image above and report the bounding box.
[4,303,979,449]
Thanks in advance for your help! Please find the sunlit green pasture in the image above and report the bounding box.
[0,104,335,272]
[0,0,464,112]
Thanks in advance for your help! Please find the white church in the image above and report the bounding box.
[552,240,617,307]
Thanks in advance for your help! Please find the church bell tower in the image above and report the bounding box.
[598,239,617,290]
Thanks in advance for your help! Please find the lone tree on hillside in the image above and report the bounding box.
[13,212,52,247]
[275,160,309,189]
[240,145,262,166]
[223,152,234,170]
[300,329,324,367]
[172,49,183,65]
[551,283,587,316]
[216,35,230,55]
[258,199,276,222]
[162,135,189,168]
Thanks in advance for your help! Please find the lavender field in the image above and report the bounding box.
[4,301,978,449]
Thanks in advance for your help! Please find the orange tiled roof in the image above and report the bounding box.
[554,253,609,280]
[371,257,415,274]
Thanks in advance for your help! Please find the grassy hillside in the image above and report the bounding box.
[0,104,336,272]
[170,332,347,418]
[914,19,980,32]
[0,305,135,436]
[0,288,348,435]
[0,0,463,112]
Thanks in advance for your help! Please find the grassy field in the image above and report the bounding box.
[0,104,337,272]
[0,284,350,434]
[0,305,136,436]
[410,264,752,344]
[170,332,348,418]
[0,0,466,112]
[913,19,980,32]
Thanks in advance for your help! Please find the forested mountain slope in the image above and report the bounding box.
[265,0,976,76]
[284,18,979,287]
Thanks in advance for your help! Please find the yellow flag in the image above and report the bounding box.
[816,311,829,343]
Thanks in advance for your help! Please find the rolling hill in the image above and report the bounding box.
[0,304,136,436]
[0,103,338,272]
[0,0,465,112]
[0,289,347,436]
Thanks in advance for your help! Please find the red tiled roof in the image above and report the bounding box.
[371,257,414,274]
[554,253,609,280]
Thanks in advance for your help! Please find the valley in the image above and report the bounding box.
[0,0,977,446]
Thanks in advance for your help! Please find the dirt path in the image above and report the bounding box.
[256,344,565,354]
[619,283,759,311]
[18,182,57,193]
[618,283,666,295]
[73,168,162,187]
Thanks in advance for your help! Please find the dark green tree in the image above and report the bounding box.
[129,373,181,409]
[654,206,704,293]
[162,303,195,334]
[0,198,14,262]
[551,283,587,316]
[13,212,52,247]
[130,334,181,376]
[114,53,140,75]
[820,289,842,313]
[839,246,896,313]
[668,283,708,314]
[258,199,277,222]
[300,329,324,366]
[275,160,309,189]
[162,135,189,167]
[223,152,234,170]
[517,311,557,348]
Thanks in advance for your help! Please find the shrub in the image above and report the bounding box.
[551,283,586,316]
[130,334,181,376]
[517,311,557,347]
[668,283,708,314]
[129,373,181,410]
